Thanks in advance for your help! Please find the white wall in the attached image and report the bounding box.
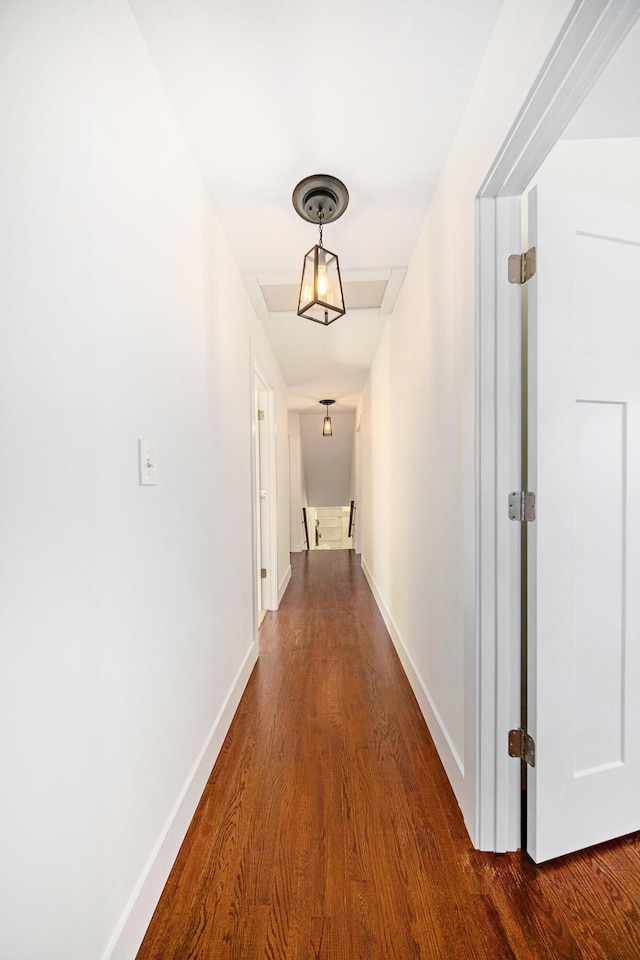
[0,3,289,958]
[300,412,355,507]
[359,0,574,840]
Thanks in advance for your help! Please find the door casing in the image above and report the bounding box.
[252,360,278,625]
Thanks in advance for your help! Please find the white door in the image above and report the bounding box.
[527,185,640,862]
[315,507,344,549]
[254,385,265,622]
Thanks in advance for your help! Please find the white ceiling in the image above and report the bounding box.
[126,0,505,411]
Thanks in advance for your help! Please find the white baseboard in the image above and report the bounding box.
[278,563,292,604]
[103,641,259,960]
[360,558,465,800]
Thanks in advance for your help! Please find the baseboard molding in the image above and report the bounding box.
[103,641,259,960]
[361,558,465,800]
[278,563,292,604]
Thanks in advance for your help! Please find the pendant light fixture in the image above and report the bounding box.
[320,399,335,436]
[292,175,348,326]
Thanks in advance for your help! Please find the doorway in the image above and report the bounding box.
[305,505,354,550]
[475,0,640,856]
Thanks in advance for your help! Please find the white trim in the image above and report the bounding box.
[362,558,465,800]
[102,642,258,960]
[278,563,292,604]
[249,339,260,646]
[475,0,640,851]
[480,0,640,199]
[475,196,523,851]
[355,409,363,556]
[265,386,278,610]
[253,359,279,611]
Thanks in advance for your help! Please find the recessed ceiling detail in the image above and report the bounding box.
[261,278,389,314]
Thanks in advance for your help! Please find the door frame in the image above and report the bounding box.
[355,412,363,555]
[252,359,278,617]
[475,0,640,851]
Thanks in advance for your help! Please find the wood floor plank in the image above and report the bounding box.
[136,550,640,960]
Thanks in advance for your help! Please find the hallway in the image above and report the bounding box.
[136,551,640,960]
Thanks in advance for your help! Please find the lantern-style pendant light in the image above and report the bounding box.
[292,175,348,326]
[320,399,335,436]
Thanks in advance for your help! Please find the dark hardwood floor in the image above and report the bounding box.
[136,550,640,960]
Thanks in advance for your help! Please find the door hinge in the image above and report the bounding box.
[258,409,265,421]
[261,567,267,579]
[508,246,536,284]
[508,490,536,522]
[508,728,536,767]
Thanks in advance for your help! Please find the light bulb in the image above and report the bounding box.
[316,248,333,304]
[317,264,328,298]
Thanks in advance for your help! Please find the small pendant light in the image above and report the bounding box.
[320,399,335,436]
[292,175,348,326]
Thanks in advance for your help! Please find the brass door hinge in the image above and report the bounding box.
[508,247,536,284]
[508,728,535,767]
[509,491,536,522]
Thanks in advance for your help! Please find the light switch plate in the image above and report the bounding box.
[138,439,157,485]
